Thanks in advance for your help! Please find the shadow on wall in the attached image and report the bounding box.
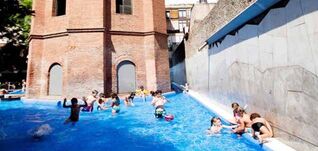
[170,40,187,85]
[209,0,318,55]
[208,61,318,150]
[104,0,114,96]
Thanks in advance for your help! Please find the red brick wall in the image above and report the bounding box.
[27,0,170,99]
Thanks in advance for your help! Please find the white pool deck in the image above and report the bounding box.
[187,90,295,151]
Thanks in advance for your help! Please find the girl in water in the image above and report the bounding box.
[207,117,237,135]
[124,92,135,106]
[110,93,121,114]
[82,90,98,112]
[97,93,108,110]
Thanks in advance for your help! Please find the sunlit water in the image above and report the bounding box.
[0,93,263,151]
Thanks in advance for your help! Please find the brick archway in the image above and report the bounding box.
[117,60,136,93]
[48,63,63,96]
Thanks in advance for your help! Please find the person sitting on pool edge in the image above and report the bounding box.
[207,117,238,135]
[82,90,98,112]
[63,97,87,124]
[250,113,273,143]
[110,93,121,114]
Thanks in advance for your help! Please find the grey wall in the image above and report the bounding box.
[117,61,136,93]
[170,61,187,85]
[48,64,63,96]
[185,0,318,150]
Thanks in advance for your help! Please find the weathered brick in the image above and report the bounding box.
[26,0,170,99]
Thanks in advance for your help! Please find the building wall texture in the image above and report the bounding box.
[185,0,318,150]
[27,0,170,99]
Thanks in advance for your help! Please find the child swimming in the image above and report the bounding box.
[29,124,53,139]
[63,97,87,124]
[110,93,120,114]
[207,117,237,135]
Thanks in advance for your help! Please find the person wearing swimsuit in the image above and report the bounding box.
[232,107,252,135]
[250,113,273,143]
[110,93,121,114]
[82,90,98,112]
[63,97,88,124]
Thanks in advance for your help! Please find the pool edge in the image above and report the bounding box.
[187,90,296,151]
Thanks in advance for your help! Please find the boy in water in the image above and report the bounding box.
[63,97,87,124]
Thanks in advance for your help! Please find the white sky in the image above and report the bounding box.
[165,0,218,5]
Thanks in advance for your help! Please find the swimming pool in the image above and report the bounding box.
[0,93,263,151]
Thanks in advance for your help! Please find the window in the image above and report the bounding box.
[179,21,187,33]
[116,0,132,14]
[178,10,187,18]
[166,11,170,18]
[52,0,66,16]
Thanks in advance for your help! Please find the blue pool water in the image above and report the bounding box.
[0,93,263,151]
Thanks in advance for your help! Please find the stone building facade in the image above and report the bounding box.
[27,0,170,98]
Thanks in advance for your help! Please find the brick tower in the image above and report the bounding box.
[27,0,170,98]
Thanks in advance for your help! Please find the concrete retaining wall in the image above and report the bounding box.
[185,0,318,150]
[170,61,187,85]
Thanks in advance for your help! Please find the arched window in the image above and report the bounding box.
[116,0,132,14]
[52,0,66,16]
[48,64,63,96]
[117,61,136,93]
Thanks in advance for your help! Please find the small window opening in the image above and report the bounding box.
[53,0,66,16]
[116,0,132,14]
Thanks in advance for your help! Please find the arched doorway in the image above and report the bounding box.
[48,64,63,96]
[117,61,136,93]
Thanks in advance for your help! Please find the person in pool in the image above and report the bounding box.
[156,90,169,102]
[82,90,98,112]
[250,113,273,143]
[97,93,108,110]
[151,91,167,108]
[207,117,238,134]
[136,86,149,101]
[110,93,120,114]
[151,92,167,118]
[63,97,87,124]
[124,92,135,106]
